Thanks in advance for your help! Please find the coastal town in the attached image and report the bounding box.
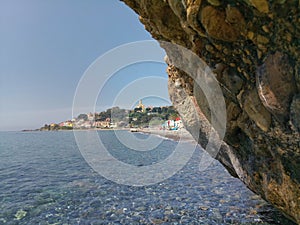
[39,100,183,131]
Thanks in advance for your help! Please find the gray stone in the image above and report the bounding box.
[256,52,297,123]
[290,94,300,132]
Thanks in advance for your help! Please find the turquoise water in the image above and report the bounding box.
[0,131,294,224]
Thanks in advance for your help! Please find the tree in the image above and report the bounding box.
[77,114,88,121]
[167,106,176,114]
[161,107,168,113]
[134,107,142,112]
[168,113,179,120]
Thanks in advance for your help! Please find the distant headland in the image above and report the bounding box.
[32,101,183,132]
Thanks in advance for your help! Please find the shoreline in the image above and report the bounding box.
[136,128,197,143]
[21,127,198,144]
[21,128,131,132]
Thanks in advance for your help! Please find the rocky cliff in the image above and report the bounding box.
[121,0,300,223]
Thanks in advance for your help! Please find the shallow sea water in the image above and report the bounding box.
[0,131,295,224]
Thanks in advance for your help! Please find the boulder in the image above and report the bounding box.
[121,0,300,223]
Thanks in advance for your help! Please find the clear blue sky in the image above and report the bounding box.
[0,0,170,131]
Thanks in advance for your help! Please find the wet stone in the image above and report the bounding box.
[89,199,102,208]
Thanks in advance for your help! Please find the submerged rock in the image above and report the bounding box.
[15,209,27,220]
[121,0,300,223]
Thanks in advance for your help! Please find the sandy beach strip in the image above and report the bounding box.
[136,128,197,143]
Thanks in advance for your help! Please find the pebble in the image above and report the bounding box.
[257,35,269,44]
[276,0,286,4]
[205,44,215,53]
[242,56,252,65]
[207,0,222,6]
[262,25,270,33]
[199,206,209,211]
[247,31,255,40]
[14,209,27,220]
[257,49,263,59]
[249,0,269,13]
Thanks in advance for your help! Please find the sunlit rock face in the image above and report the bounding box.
[121,0,300,223]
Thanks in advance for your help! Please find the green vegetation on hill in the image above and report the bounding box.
[129,106,179,127]
[39,106,180,130]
